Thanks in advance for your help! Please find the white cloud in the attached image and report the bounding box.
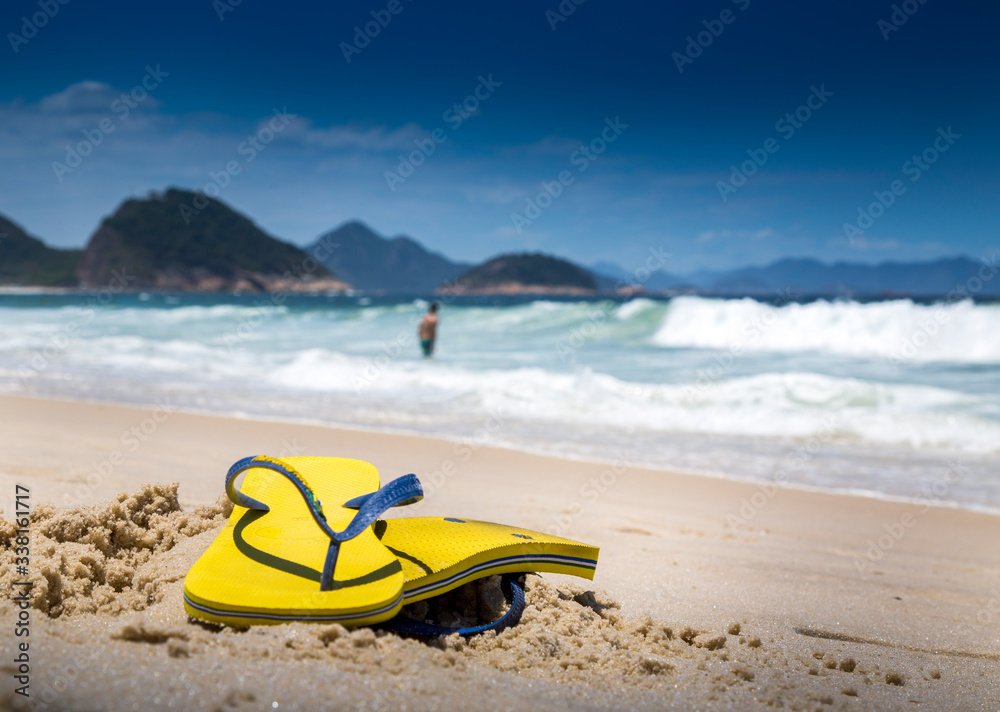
[697,227,775,242]
[23,80,164,118]
[280,117,425,152]
[847,237,902,250]
[37,81,124,113]
[0,83,425,158]
[0,80,166,152]
[826,234,902,251]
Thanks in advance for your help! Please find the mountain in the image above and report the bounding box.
[590,260,629,280]
[704,256,1000,296]
[445,252,597,295]
[0,214,81,286]
[77,188,348,292]
[588,261,626,292]
[307,221,469,294]
[588,260,691,292]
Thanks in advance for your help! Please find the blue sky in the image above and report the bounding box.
[1,0,997,273]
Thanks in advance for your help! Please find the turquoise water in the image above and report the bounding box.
[2,292,998,509]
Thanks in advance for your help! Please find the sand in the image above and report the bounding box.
[1,394,998,711]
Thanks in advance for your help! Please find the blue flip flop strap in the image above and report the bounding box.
[379,573,526,637]
[224,456,424,591]
[318,473,423,591]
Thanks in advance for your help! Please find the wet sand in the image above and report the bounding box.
[1,394,998,711]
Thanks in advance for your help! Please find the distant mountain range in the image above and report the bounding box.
[0,187,996,297]
[591,256,1000,297]
[589,260,689,292]
[307,221,468,294]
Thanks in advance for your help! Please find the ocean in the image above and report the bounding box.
[2,292,998,511]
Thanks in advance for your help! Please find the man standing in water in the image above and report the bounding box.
[418,302,439,357]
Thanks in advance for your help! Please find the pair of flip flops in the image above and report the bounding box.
[183,456,600,635]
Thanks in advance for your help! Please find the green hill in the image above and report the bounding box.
[0,215,81,286]
[445,252,597,294]
[77,188,344,291]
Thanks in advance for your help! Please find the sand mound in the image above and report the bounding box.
[0,483,230,617]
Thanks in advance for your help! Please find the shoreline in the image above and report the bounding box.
[5,391,998,517]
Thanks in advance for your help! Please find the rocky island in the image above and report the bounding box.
[441,252,598,295]
[76,189,348,293]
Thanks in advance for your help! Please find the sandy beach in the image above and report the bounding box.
[1,394,998,711]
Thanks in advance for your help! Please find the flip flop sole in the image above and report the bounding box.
[377,517,599,603]
[183,457,405,627]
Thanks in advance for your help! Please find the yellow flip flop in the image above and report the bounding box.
[184,456,599,634]
[183,456,423,627]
